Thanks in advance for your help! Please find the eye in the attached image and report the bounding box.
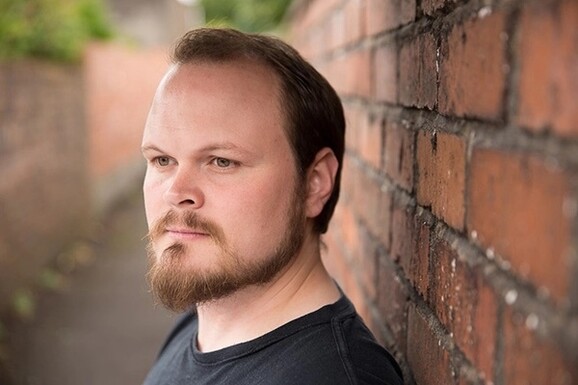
[214,157,232,168]
[154,156,171,167]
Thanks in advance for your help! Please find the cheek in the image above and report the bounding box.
[223,176,296,238]
[143,176,164,227]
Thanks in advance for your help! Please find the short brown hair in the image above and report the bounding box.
[172,28,345,234]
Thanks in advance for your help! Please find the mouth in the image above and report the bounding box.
[165,227,210,240]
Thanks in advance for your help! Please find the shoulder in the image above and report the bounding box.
[268,297,404,385]
[331,311,404,385]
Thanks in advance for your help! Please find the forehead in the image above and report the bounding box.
[143,59,290,154]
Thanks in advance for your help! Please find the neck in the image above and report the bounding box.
[194,233,340,352]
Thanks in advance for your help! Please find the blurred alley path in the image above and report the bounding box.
[4,192,175,385]
[2,2,184,383]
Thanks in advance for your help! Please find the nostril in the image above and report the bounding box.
[180,199,195,205]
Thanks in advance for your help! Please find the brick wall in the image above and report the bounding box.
[289,0,578,383]
[0,43,168,314]
[0,60,89,311]
[85,42,169,215]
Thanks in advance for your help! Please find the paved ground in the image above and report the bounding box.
[2,192,176,385]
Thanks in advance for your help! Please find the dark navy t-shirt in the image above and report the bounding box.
[143,296,403,384]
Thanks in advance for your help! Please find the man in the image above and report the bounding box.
[142,28,403,384]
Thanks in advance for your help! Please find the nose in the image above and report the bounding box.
[163,166,204,209]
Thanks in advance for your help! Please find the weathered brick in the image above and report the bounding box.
[343,103,363,154]
[384,120,415,192]
[429,239,497,380]
[422,0,457,16]
[0,60,89,311]
[377,256,408,353]
[407,305,455,385]
[468,149,574,302]
[366,0,416,35]
[322,221,349,284]
[409,217,430,298]
[339,190,362,255]
[376,189,393,251]
[328,6,347,50]
[292,0,342,32]
[391,200,414,266]
[324,209,369,318]
[359,111,384,170]
[356,225,379,302]
[503,307,577,384]
[354,168,383,239]
[399,32,437,109]
[86,43,168,178]
[416,130,466,230]
[343,48,372,98]
[374,43,398,103]
[516,0,578,136]
[439,11,507,120]
[343,0,365,45]
[339,153,356,204]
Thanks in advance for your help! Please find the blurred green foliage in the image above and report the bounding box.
[201,0,293,32]
[0,0,114,62]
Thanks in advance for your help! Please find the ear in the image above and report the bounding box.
[305,148,339,219]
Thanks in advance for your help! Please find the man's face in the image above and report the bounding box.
[142,60,307,311]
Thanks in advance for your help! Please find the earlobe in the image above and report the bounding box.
[305,148,339,218]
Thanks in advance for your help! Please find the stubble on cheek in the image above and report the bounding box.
[143,182,308,312]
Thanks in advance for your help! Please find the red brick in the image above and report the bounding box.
[339,154,356,204]
[516,0,578,136]
[429,240,497,380]
[0,61,88,311]
[376,189,393,251]
[343,104,363,153]
[323,53,343,93]
[503,307,577,385]
[343,0,365,45]
[343,48,372,98]
[400,0,417,24]
[416,130,466,230]
[328,7,347,50]
[468,149,574,302]
[86,43,168,178]
[366,0,416,35]
[399,33,437,109]
[354,169,383,239]
[407,305,455,385]
[384,120,415,192]
[359,111,383,170]
[322,223,349,284]
[374,43,398,103]
[356,226,379,301]
[408,218,430,298]
[439,12,507,120]
[391,201,414,266]
[324,208,369,316]
[292,0,342,32]
[338,193,361,256]
[377,257,408,352]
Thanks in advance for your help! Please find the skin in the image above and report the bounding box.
[142,59,340,352]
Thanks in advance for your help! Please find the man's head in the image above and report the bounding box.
[171,28,345,234]
[142,28,345,310]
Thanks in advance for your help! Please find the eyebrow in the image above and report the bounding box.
[141,144,165,154]
[141,142,253,156]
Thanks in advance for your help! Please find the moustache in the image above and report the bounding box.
[147,210,226,247]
